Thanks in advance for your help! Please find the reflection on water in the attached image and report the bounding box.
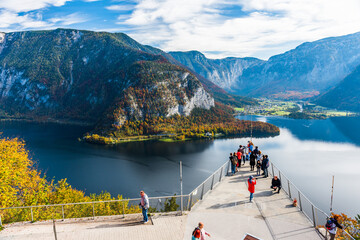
[1,116,360,217]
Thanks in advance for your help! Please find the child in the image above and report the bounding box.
[248,176,256,202]
[256,160,261,176]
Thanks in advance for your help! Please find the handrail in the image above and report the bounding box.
[188,160,229,196]
[269,161,356,240]
[0,159,230,226]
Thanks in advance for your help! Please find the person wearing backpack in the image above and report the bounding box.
[192,222,211,240]
[326,215,343,240]
[229,152,237,175]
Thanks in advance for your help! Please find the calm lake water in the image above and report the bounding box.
[1,116,359,217]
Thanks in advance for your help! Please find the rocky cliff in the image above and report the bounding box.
[0,29,214,125]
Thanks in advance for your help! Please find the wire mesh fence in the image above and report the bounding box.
[0,160,231,226]
[269,161,356,240]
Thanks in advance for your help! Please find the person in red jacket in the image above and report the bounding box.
[236,150,242,168]
[248,176,256,202]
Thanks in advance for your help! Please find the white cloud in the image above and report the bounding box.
[0,0,71,13]
[0,10,50,29]
[106,5,135,11]
[116,0,360,59]
[49,13,88,26]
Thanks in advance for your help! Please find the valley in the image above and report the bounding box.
[235,99,357,119]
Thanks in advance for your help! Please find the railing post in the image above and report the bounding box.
[53,219,58,240]
[61,205,65,221]
[298,192,302,211]
[92,203,95,220]
[200,183,205,200]
[210,174,215,190]
[188,193,193,211]
[311,205,316,227]
[219,167,224,181]
[0,213,2,227]
[122,201,125,218]
[30,207,34,222]
[271,163,274,177]
[288,179,292,199]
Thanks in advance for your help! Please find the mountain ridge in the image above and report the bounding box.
[170,31,360,99]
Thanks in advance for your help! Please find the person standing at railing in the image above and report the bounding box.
[262,155,269,178]
[326,215,343,240]
[248,176,256,202]
[238,145,245,165]
[139,191,149,223]
[236,150,242,169]
[229,153,237,175]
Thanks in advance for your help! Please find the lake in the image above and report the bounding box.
[0,116,359,217]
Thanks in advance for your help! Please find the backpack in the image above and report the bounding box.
[231,157,237,165]
[192,227,201,238]
[326,218,335,230]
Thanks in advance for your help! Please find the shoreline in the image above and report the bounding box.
[0,117,95,127]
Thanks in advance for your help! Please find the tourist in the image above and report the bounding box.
[236,150,242,169]
[326,215,343,240]
[139,191,149,223]
[271,176,281,193]
[234,152,239,171]
[248,176,256,202]
[248,141,254,153]
[253,146,259,156]
[192,222,211,240]
[229,153,236,175]
[256,160,261,176]
[262,155,269,178]
[250,151,256,171]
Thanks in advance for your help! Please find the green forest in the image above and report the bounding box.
[85,103,280,144]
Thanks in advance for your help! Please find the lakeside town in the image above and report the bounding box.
[235,98,357,119]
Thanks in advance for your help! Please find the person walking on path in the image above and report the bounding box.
[248,176,256,202]
[326,215,343,240]
[192,222,211,240]
[139,191,149,223]
[256,160,261,176]
[262,155,269,178]
[250,151,256,171]
[271,176,281,193]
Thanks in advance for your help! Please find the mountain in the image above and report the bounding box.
[315,64,360,112]
[0,29,214,124]
[170,32,360,99]
[169,51,263,90]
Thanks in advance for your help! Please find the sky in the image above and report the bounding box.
[1,0,360,60]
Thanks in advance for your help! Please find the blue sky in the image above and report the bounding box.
[1,0,360,60]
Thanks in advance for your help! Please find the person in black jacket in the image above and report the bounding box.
[249,152,256,171]
[271,176,281,193]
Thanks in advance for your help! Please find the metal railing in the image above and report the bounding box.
[0,160,230,226]
[269,161,356,240]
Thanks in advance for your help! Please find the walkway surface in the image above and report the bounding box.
[0,166,323,240]
[184,165,323,240]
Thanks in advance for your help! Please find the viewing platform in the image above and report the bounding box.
[0,165,329,240]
